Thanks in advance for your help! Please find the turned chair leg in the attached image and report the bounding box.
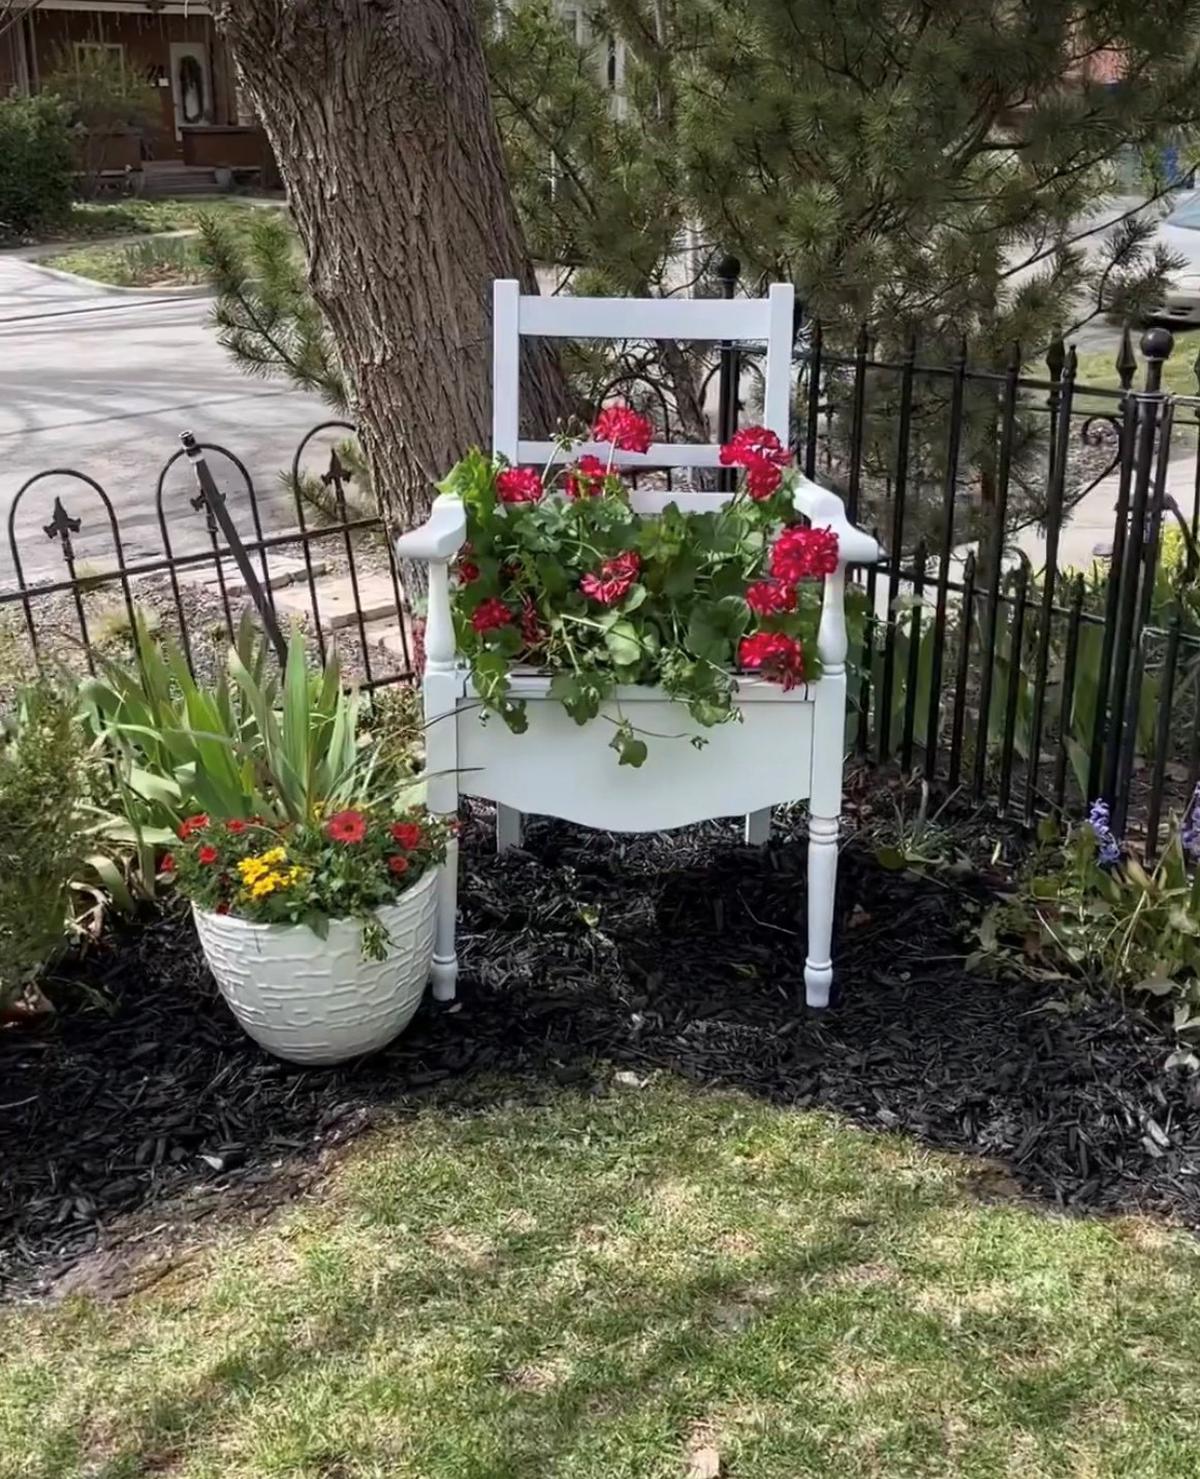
[744,808,772,845]
[804,814,839,1008]
[496,805,524,853]
[430,832,459,1003]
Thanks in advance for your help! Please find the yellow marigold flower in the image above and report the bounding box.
[260,846,287,866]
[237,857,267,883]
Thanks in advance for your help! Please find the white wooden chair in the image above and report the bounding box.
[395,280,879,1009]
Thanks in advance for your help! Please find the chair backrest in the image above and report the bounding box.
[492,279,795,513]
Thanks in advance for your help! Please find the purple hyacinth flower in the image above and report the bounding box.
[1087,798,1121,868]
[1181,782,1200,862]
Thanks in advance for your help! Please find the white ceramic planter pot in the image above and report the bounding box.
[193,866,438,1066]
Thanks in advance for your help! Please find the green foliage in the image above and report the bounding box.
[171,807,450,951]
[0,93,74,239]
[446,445,829,765]
[0,684,91,1006]
[975,807,1200,1033]
[85,615,418,828]
[42,45,157,197]
[197,212,347,411]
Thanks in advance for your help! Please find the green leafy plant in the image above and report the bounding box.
[0,682,92,1008]
[83,615,412,826]
[169,806,451,957]
[446,412,837,766]
[975,793,1200,1034]
[0,93,74,239]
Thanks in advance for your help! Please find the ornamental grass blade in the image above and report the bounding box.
[281,631,312,815]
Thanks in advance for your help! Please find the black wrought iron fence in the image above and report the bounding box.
[4,315,1199,858]
[791,319,1200,854]
[0,420,415,694]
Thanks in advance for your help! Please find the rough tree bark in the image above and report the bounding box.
[214,0,566,531]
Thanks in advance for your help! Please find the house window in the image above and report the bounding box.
[74,42,124,74]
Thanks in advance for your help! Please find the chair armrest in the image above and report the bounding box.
[393,494,466,563]
[792,474,880,567]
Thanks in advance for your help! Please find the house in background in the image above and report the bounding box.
[0,0,278,191]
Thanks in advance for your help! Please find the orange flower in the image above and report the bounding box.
[325,810,367,845]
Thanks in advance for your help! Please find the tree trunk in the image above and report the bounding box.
[214,0,567,536]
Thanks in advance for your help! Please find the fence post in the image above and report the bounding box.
[1103,328,1174,830]
[181,431,288,667]
[715,254,740,492]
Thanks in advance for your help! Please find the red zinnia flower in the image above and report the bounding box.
[769,525,840,583]
[591,404,653,454]
[745,579,797,616]
[738,631,807,690]
[177,813,209,840]
[580,549,640,606]
[198,844,219,865]
[496,466,544,504]
[390,821,423,850]
[564,454,607,500]
[388,854,410,876]
[326,809,367,845]
[471,597,513,633]
[160,852,176,874]
[226,819,248,834]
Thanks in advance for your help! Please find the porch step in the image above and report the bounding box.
[140,164,224,198]
[272,573,401,632]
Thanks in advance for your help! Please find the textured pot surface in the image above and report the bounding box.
[193,867,438,1065]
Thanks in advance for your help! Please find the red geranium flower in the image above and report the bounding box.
[177,813,209,840]
[591,404,653,454]
[738,631,807,690]
[160,852,176,874]
[326,809,367,845]
[226,819,248,834]
[720,425,790,470]
[745,579,797,616]
[496,466,544,504]
[388,854,410,876]
[471,597,513,633]
[720,426,792,502]
[564,454,607,500]
[390,821,423,850]
[580,549,640,606]
[769,525,840,583]
[198,844,219,865]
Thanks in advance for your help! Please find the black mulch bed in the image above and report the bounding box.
[4,806,1199,1299]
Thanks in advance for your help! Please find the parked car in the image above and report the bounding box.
[1146,194,1200,326]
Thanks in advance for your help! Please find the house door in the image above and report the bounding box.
[169,42,212,139]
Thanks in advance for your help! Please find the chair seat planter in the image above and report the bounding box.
[395,280,878,1009]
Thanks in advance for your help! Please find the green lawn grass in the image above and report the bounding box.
[3,1075,1200,1478]
[23,196,264,247]
[43,203,283,288]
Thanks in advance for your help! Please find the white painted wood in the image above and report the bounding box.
[804,815,839,1009]
[744,809,772,845]
[496,805,524,852]
[394,279,881,1010]
[517,292,775,340]
[519,438,727,469]
[492,280,521,463]
[456,684,814,833]
[762,284,793,441]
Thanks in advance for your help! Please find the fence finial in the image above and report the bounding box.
[1140,325,1174,393]
[1046,326,1065,381]
[1116,325,1137,390]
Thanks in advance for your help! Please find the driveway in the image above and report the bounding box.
[0,254,329,587]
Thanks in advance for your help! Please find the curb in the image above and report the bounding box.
[15,256,216,299]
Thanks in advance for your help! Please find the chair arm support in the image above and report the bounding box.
[792,474,880,568]
[393,494,466,564]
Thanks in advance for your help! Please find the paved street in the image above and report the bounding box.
[0,255,328,586]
